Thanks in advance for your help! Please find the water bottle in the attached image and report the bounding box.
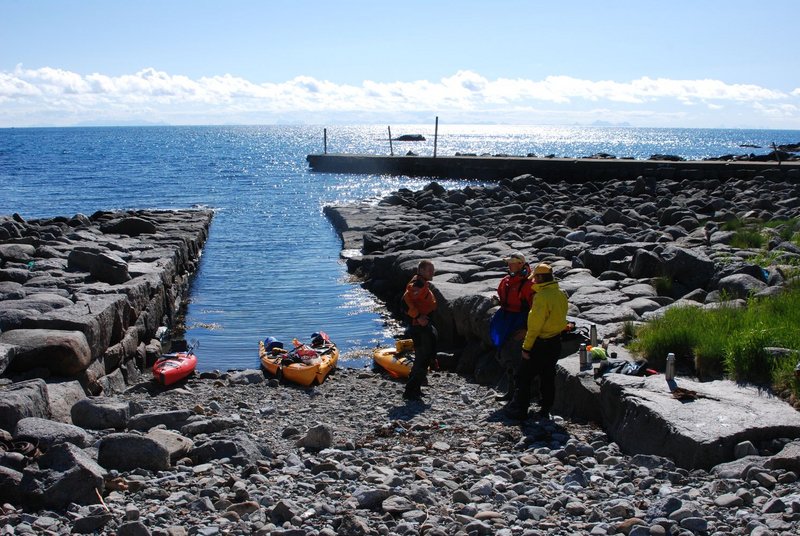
[579,343,588,369]
[590,324,598,347]
[665,352,676,380]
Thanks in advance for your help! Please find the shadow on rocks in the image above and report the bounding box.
[387,401,429,421]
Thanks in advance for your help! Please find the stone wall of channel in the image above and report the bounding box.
[324,174,800,385]
[0,209,213,396]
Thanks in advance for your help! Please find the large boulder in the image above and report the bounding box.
[630,249,663,279]
[599,374,800,469]
[717,273,768,299]
[19,442,106,509]
[14,417,93,449]
[44,380,87,424]
[25,294,129,361]
[146,429,194,463]
[71,397,133,430]
[0,281,26,300]
[0,378,51,432]
[0,243,36,263]
[67,247,131,285]
[99,217,157,236]
[190,431,270,465]
[98,432,170,471]
[660,246,715,290]
[0,329,92,375]
[582,244,639,276]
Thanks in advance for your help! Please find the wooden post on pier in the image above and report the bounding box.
[772,142,781,166]
[433,116,439,158]
[323,128,327,154]
[388,126,394,156]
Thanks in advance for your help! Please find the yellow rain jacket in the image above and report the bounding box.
[522,280,569,351]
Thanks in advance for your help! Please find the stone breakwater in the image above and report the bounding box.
[1,370,799,535]
[324,174,800,381]
[0,208,213,395]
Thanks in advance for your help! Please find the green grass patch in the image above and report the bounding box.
[629,281,800,397]
[652,275,672,296]
[763,217,800,243]
[730,227,765,249]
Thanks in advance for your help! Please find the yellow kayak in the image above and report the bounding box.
[373,339,414,378]
[259,340,339,387]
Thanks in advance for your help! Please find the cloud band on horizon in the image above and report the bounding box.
[1,65,798,128]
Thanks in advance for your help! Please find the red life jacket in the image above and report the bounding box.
[497,268,534,314]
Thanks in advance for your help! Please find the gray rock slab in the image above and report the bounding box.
[0,341,15,376]
[579,303,640,324]
[44,380,86,424]
[98,432,170,471]
[620,283,658,299]
[0,378,51,432]
[228,369,264,385]
[14,416,93,449]
[569,290,630,309]
[624,297,663,315]
[553,358,602,423]
[20,442,106,509]
[190,431,269,465]
[0,281,26,300]
[599,374,800,469]
[127,409,193,432]
[0,244,36,262]
[765,440,800,473]
[0,328,92,376]
[26,294,128,362]
[71,397,132,430]
[718,273,768,299]
[558,270,609,296]
[97,367,127,395]
[145,428,194,462]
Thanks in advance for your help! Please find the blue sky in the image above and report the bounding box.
[1,0,798,128]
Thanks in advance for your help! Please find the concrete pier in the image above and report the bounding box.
[307,153,800,182]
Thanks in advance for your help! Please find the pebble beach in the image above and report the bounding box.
[3,365,799,536]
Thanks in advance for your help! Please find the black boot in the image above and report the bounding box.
[494,374,516,401]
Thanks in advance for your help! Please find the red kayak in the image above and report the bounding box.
[153,351,197,386]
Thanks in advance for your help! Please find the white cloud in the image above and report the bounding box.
[0,66,798,127]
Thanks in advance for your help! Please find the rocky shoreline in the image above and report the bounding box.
[324,174,799,380]
[1,369,799,535]
[2,174,800,534]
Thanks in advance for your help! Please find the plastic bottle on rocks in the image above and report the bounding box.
[579,343,588,369]
[665,352,676,380]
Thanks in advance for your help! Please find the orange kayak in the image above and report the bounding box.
[259,340,338,386]
[373,346,414,379]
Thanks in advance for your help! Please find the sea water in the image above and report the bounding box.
[2,124,799,370]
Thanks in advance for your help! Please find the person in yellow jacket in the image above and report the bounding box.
[401,259,438,401]
[504,262,568,421]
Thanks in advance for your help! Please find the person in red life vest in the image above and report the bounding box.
[401,259,438,401]
[490,252,535,401]
[504,262,568,421]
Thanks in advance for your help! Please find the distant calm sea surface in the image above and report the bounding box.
[2,125,799,371]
